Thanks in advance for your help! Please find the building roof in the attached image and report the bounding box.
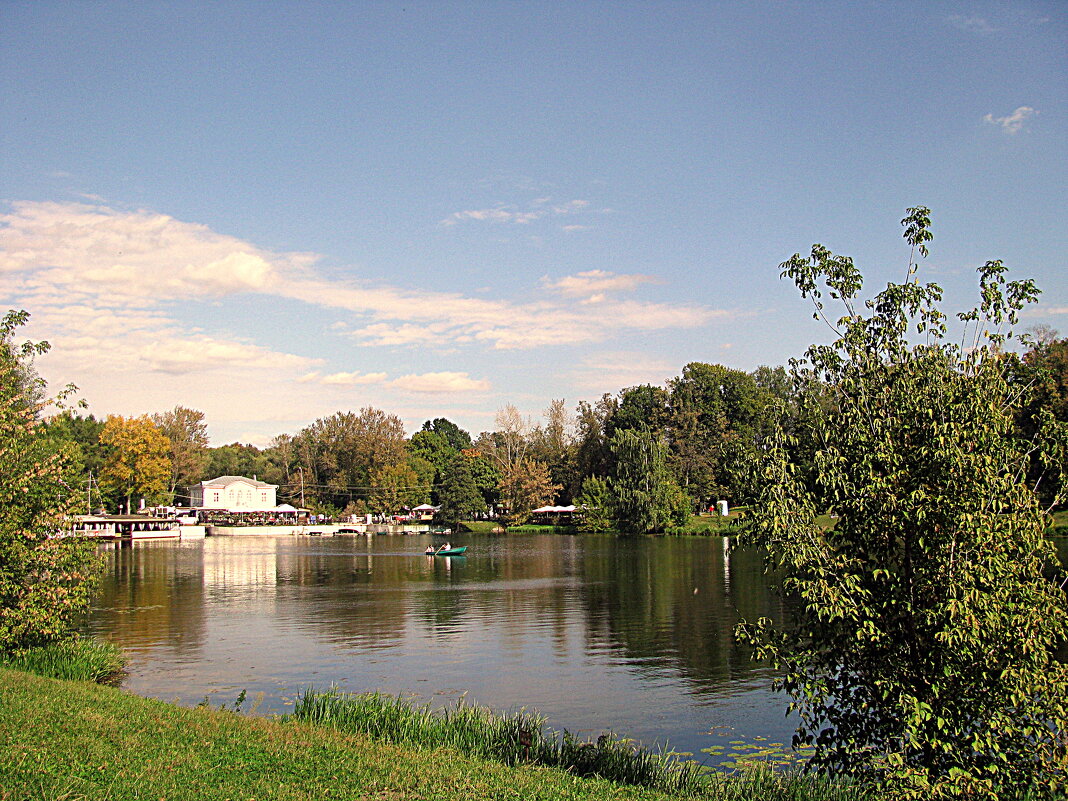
[198,475,277,489]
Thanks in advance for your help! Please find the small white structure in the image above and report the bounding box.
[190,475,278,510]
[716,500,729,517]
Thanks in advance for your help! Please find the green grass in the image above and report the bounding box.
[1,635,125,684]
[458,520,505,534]
[290,688,871,801]
[0,667,873,801]
[506,523,579,533]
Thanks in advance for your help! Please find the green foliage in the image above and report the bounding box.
[606,428,689,534]
[1,667,871,801]
[668,362,771,507]
[436,453,486,526]
[1,635,125,684]
[576,476,615,532]
[1012,334,1068,509]
[292,408,408,510]
[99,414,172,511]
[368,461,429,514]
[151,405,209,501]
[0,310,101,651]
[737,210,1068,799]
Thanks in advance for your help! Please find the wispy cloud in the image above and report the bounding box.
[983,106,1037,134]
[947,15,997,34]
[0,200,735,440]
[542,269,659,300]
[1,202,729,358]
[392,372,492,394]
[440,198,590,227]
[315,370,390,386]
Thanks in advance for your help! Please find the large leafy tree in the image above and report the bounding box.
[738,209,1068,798]
[0,310,100,651]
[605,428,689,535]
[436,453,486,528]
[668,362,778,509]
[497,456,560,526]
[99,415,172,512]
[294,408,407,510]
[151,405,209,502]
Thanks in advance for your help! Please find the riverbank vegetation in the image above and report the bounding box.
[0,664,872,801]
[0,634,125,683]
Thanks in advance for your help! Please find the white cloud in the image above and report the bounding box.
[983,106,1037,134]
[319,370,389,386]
[441,208,543,225]
[440,198,590,227]
[0,200,734,438]
[392,371,492,394]
[948,15,997,34]
[542,269,659,298]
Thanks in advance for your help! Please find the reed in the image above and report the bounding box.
[1,636,125,684]
[289,689,870,800]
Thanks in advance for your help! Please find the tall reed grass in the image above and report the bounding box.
[289,689,870,800]
[1,636,125,684]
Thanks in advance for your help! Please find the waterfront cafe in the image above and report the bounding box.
[195,502,309,527]
[529,505,579,526]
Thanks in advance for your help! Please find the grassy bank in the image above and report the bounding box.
[0,635,126,684]
[0,666,687,801]
[0,666,871,801]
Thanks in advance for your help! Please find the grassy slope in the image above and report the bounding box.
[0,667,674,801]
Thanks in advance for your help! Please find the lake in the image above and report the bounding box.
[85,532,797,765]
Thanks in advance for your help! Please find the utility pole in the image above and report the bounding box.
[299,466,305,508]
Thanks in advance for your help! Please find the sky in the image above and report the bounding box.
[1,1,1065,446]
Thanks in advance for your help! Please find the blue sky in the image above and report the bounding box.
[1,1,1064,445]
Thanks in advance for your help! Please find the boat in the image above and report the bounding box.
[433,546,467,556]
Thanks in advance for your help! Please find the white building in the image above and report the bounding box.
[189,475,278,510]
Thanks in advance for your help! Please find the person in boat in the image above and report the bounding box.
[437,542,452,553]
[424,545,435,555]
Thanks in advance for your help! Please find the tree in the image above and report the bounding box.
[420,417,473,451]
[151,405,209,502]
[0,310,100,651]
[369,461,430,515]
[436,453,486,527]
[607,428,689,534]
[530,399,579,503]
[668,363,766,508]
[294,408,407,510]
[99,415,172,512]
[737,209,1068,799]
[575,475,614,532]
[1013,332,1068,509]
[497,457,560,525]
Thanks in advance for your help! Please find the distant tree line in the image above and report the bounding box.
[38,333,1068,530]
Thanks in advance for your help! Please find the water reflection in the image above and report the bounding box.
[87,533,797,762]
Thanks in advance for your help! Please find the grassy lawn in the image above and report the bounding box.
[0,665,872,801]
[0,667,679,801]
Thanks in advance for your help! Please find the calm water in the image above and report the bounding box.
[85,533,795,761]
